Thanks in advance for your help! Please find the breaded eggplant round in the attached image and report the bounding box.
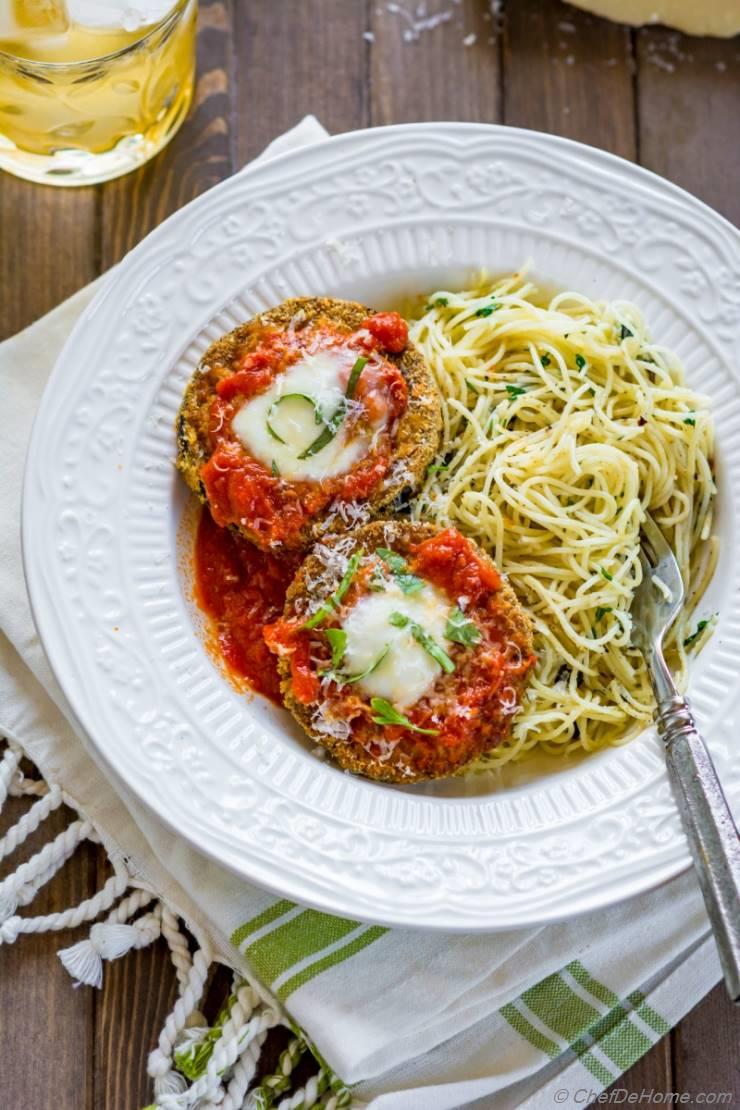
[176,297,442,551]
[264,520,536,783]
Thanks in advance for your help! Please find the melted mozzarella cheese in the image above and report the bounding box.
[231,347,373,481]
[341,580,452,710]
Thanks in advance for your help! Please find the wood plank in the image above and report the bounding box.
[605,1033,672,1103]
[100,0,235,268]
[504,0,636,160]
[0,797,97,1110]
[369,0,500,125]
[233,0,368,165]
[0,177,98,340]
[672,983,740,1102]
[636,29,740,226]
[95,933,180,1110]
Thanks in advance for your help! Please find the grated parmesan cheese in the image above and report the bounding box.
[311,703,352,741]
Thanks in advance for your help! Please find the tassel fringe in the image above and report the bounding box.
[0,739,353,1109]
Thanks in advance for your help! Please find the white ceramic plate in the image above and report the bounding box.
[23,124,740,931]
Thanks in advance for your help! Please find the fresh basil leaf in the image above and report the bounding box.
[298,356,368,458]
[389,611,455,673]
[345,355,368,400]
[370,697,439,735]
[369,568,388,591]
[684,617,714,649]
[343,645,389,684]
[303,552,362,630]
[376,547,424,595]
[298,404,346,459]
[324,628,347,669]
[445,606,482,646]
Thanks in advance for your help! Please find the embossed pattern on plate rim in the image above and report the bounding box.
[22,124,740,931]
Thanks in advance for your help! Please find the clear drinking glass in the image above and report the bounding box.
[0,0,197,186]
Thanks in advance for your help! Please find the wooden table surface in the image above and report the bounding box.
[1,2,739,1107]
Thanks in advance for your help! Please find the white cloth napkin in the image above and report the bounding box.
[0,118,722,1110]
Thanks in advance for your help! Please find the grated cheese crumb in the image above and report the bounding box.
[311,704,352,741]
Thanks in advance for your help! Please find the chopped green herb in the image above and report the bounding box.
[540,353,551,367]
[370,697,439,735]
[505,384,526,399]
[388,611,455,673]
[343,646,389,684]
[369,568,388,592]
[445,606,482,647]
[619,324,633,340]
[684,415,696,427]
[435,297,449,307]
[475,304,496,318]
[324,628,347,669]
[427,462,449,476]
[298,357,368,458]
[377,547,424,595]
[302,552,362,630]
[297,407,344,459]
[271,459,280,477]
[266,393,323,444]
[322,643,390,686]
[575,354,586,370]
[684,617,713,649]
[595,606,612,622]
[599,565,614,582]
[345,355,368,400]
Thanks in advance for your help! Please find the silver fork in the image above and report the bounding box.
[631,512,740,1003]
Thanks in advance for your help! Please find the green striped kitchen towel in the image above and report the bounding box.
[221,868,716,1108]
[0,116,725,1110]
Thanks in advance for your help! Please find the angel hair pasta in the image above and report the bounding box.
[410,269,717,766]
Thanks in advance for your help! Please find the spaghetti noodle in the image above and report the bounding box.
[410,270,717,765]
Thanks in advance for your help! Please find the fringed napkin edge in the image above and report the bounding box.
[0,735,353,1110]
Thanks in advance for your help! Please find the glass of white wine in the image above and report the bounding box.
[0,0,197,185]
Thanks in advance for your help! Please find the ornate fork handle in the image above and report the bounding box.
[654,688,740,1003]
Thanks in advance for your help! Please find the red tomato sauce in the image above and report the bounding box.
[194,507,301,703]
[410,528,501,602]
[201,314,409,549]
